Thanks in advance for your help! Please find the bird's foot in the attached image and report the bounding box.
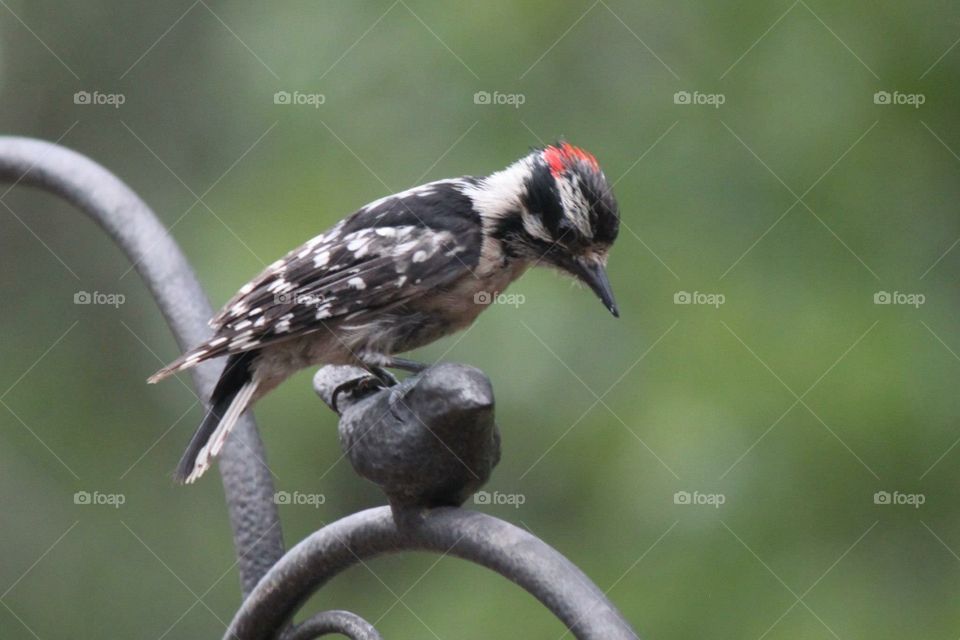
[331,375,387,414]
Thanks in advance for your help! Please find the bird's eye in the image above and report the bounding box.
[555,218,592,251]
[556,218,576,241]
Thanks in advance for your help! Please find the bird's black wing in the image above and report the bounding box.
[150,180,483,379]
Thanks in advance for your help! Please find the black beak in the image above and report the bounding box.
[570,258,619,317]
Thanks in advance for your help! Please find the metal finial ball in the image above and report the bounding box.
[314,363,501,512]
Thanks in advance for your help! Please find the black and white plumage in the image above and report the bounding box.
[149,142,621,483]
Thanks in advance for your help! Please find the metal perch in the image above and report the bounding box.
[284,610,383,640]
[0,137,641,639]
[0,136,283,596]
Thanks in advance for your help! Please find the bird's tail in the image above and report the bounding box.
[147,340,229,384]
[174,351,260,484]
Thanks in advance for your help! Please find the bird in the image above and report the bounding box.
[149,142,621,483]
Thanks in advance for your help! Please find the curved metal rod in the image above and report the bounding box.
[283,610,383,640]
[226,506,640,640]
[0,136,284,595]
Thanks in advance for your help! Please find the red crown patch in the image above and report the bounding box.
[542,143,600,177]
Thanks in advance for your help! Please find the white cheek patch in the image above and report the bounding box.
[521,212,552,242]
[555,175,592,237]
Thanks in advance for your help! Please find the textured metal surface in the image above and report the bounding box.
[226,506,639,640]
[0,136,284,596]
[315,363,500,511]
[283,610,383,640]
[225,365,639,640]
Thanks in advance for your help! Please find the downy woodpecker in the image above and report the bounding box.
[150,142,620,483]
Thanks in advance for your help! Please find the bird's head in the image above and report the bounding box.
[472,142,620,316]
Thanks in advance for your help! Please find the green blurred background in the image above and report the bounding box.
[2,1,960,638]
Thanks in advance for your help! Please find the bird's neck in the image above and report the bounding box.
[462,156,535,224]
[462,156,556,264]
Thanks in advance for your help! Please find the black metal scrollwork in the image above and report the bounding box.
[0,137,640,640]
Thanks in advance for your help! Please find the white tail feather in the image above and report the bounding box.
[184,378,260,484]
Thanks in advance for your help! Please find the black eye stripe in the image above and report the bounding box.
[522,161,566,236]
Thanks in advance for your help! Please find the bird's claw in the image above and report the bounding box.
[331,375,388,414]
